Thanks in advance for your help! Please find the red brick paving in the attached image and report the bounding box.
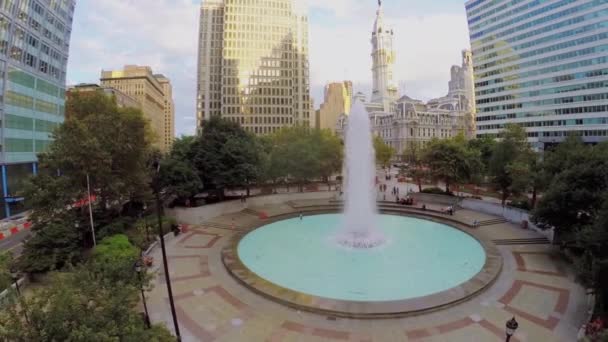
[436,317,474,333]
[499,280,569,330]
[513,252,566,277]
[177,230,222,249]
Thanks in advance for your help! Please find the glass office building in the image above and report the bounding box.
[466,0,608,149]
[0,0,75,218]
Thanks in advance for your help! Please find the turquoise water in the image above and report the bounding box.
[238,214,486,302]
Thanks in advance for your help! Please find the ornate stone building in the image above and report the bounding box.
[337,1,475,157]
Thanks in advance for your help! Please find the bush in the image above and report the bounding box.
[90,234,139,285]
[421,187,454,196]
[509,198,531,211]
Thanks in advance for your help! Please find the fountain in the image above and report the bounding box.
[335,100,386,249]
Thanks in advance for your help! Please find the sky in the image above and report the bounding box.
[66,0,471,136]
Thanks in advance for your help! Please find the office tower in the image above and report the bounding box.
[0,0,76,218]
[466,0,608,149]
[100,65,174,153]
[197,0,312,135]
[318,81,353,132]
[155,74,175,152]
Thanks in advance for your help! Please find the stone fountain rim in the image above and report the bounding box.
[221,209,503,319]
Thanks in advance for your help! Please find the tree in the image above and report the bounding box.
[23,91,154,237]
[0,267,174,341]
[488,124,534,205]
[18,217,83,274]
[532,142,608,238]
[0,252,13,291]
[158,157,203,205]
[90,234,139,285]
[422,135,481,193]
[467,136,496,177]
[373,136,395,169]
[315,129,343,189]
[193,117,260,198]
[402,143,427,192]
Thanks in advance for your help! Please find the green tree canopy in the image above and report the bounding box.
[532,140,608,238]
[0,252,13,291]
[422,135,481,193]
[90,234,139,285]
[192,117,260,197]
[0,267,174,341]
[488,124,534,205]
[373,135,395,169]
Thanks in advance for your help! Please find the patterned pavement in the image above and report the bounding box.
[146,202,587,342]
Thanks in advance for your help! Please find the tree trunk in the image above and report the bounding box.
[445,180,450,194]
[501,190,508,206]
[531,187,537,209]
[246,185,250,197]
[417,177,422,192]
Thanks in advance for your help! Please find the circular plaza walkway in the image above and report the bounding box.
[145,191,588,342]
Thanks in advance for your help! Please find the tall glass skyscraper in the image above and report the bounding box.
[197,0,312,135]
[0,0,75,218]
[466,0,608,149]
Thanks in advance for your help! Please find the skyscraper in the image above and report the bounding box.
[100,65,175,153]
[0,0,76,218]
[196,0,312,135]
[317,81,353,132]
[370,0,398,112]
[466,0,608,149]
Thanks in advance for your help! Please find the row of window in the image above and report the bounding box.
[4,137,51,153]
[476,68,608,97]
[473,7,608,50]
[475,56,608,89]
[477,80,608,105]
[479,117,608,130]
[475,32,608,73]
[475,20,608,63]
[477,104,608,121]
[480,92,608,112]
[470,0,577,34]
[468,0,540,25]
[5,113,60,132]
[477,44,608,80]
[479,130,608,139]
[470,0,603,40]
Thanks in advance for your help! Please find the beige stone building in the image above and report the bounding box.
[197,0,312,135]
[155,75,176,152]
[66,84,141,112]
[100,65,174,152]
[317,81,352,132]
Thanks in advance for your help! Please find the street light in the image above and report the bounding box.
[152,158,181,341]
[505,317,519,341]
[9,266,30,325]
[134,260,151,329]
[142,204,150,243]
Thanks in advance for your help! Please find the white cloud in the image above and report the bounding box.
[68,0,470,136]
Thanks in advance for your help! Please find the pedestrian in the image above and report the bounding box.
[473,219,479,228]
[300,212,303,221]
[383,194,386,201]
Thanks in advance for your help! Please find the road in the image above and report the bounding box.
[0,229,30,256]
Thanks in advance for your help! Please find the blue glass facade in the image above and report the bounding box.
[466,0,608,148]
[0,0,75,218]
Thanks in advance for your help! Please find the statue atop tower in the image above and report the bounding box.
[370,0,398,111]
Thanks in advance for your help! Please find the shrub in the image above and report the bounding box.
[90,234,139,285]
[509,198,531,211]
[421,187,454,196]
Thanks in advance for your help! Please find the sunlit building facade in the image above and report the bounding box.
[317,81,352,132]
[100,65,175,153]
[197,0,312,135]
[466,0,608,149]
[0,0,75,218]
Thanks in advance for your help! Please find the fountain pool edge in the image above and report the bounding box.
[221,209,503,319]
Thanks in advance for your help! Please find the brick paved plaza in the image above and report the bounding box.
[145,196,588,342]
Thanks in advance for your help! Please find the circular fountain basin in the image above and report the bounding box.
[223,213,502,318]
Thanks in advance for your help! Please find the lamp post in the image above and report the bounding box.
[134,260,151,329]
[10,267,30,325]
[142,204,150,243]
[505,317,519,341]
[153,159,181,341]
